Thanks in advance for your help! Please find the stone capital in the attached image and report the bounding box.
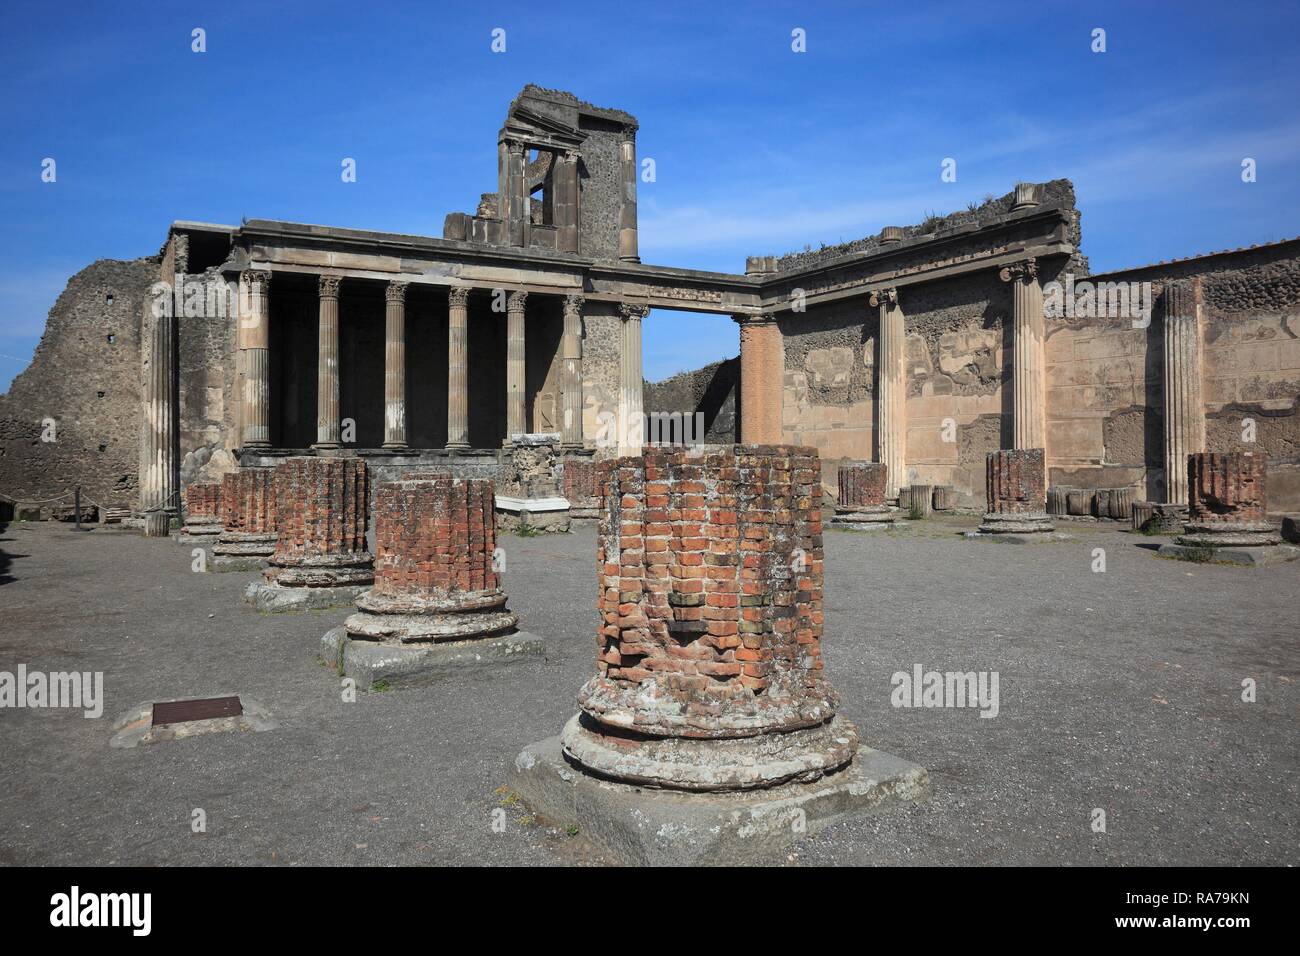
[731,311,776,327]
[868,287,897,309]
[507,290,528,313]
[619,302,650,322]
[448,287,470,308]
[318,274,341,299]
[563,294,585,317]
[242,269,271,292]
[505,139,526,157]
[998,257,1038,284]
[385,280,408,303]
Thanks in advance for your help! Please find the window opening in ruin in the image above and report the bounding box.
[106,333,116,344]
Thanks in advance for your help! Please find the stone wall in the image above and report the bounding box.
[0,257,158,511]
[643,357,739,444]
[1046,241,1300,510]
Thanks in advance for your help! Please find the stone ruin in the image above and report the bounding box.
[561,455,600,520]
[322,475,542,688]
[510,445,928,864]
[178,482,223,542]
[211,468,277,571]
[977,448,1056,538]
[830,460,896,529]
[246,457,373,611]
[1160,452,1297,565]
[495,434,570,533]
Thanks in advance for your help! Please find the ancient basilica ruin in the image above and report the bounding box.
[2,85,1298,862]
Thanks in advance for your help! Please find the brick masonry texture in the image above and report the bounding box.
[220,468,276,534]
[1187,452,1267,524]
[271,457,369,566]
[986,448,1047,515]
[184,482,222,521]
[577,444,837,739]
[371,477,498,599]
[562,457,599,505]
[838,461,888,509]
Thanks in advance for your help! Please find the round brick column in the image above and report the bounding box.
[561,444,859,792]
[212,468,277,557]
[831,460,895,528]
[979,448,1054,534]
[345,477,518,641]
[1176,451,1279,547]
[183,482,223,535]
[264,457,373,587]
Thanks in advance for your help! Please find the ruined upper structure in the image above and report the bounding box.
[1,86,1298,520]
[442,85,640,262]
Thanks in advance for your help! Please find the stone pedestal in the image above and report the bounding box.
[562,455,600,520]
[932,485,957,511]
[497,434,571,533]
[1160,453,1294,564]
[246,457,372,609]
[831,460,895,529]
[322,476,541,688]
[510,445,927,865]
[977,448,1057,539]
[177,482,223,542]
[211,468,277,571]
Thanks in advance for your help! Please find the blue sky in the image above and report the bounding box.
[2,0,1298,392]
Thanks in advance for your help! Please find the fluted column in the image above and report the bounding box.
[447,287,470,450]
[314,274,341,449]
[562,294,585,449]
[618,303,648,455]
[1163,279,1205,505]
[503,140,527,248]
[506,290,528,442]
[240,269,272,448]
[555,150,581,254]
[618,127,639,263]
[1001,258,1046,451]
[735,313,783,444]
[141,275,177,513]
[872,287,906,496]
[383,281,408,448]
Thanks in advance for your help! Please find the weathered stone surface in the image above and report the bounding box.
[932,485,957,511]
[182,482,223,535]
[509,733,929,865]
[1132,501,1186,533]
[321,625,543,690]
[245,580,370,612]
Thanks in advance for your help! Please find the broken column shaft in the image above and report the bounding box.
[979,448,1055,535]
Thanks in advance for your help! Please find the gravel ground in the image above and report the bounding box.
[0,517,1295,866]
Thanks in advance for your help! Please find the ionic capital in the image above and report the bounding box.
[868,287,897,308]
[619,302,650,322]
[998,257,1038,284]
